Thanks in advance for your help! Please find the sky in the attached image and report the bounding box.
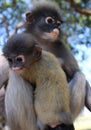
[68,34,91,85]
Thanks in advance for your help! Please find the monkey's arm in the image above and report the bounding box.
[0,55,9,88]
[57,42,91,112]
[85,81,91,111]
[5,70,39,130]
[62,61,91,112]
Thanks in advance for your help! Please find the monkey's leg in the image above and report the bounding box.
[5,70,39,130]
[85,81,91,111]
[69,71,86,120]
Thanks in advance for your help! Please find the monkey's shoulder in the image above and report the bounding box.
[39,51,67,79]
[20,51,67,85]
[41,51,61,66]
[30,50,66,76]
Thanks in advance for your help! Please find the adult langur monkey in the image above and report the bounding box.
[25,1,91,112]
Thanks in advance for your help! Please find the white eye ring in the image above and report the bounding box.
[15,55,25,63]
[45,17,54,24]
[57,21,61,26]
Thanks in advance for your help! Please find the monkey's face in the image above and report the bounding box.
[5,54,37,74]
[26,8,62,42]
[6,55,25,73]
[3,33,42,73]
[37,16,61,41]
[4,51,41,74]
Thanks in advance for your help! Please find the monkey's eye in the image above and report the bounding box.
[7,58,13,63]
[45,17,54,24]
[15,55,25,63]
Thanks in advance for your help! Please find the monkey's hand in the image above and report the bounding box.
[69,71,86,120]
[0,55,9,88]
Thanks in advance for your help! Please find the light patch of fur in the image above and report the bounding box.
[5,70,39,130]
[0,55,9,87]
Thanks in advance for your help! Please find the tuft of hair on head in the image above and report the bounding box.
[28,0,63,22]
[3,33,36,56]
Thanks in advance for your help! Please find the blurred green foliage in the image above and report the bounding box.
[0,0,91,50]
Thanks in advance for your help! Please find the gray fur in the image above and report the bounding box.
[5,70,39,130]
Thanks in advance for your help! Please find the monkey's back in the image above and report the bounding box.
[21,51,72,125]
[35,51,72,125]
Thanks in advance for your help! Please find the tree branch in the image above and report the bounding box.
[67,0,91,16]
[13,22,26,34]
[0,17,10,38]
[9,22,26,38]
[5,24,10,38]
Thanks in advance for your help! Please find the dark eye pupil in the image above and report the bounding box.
[8,58,12,63]
[16,58,22,62]
[47,18,53,24]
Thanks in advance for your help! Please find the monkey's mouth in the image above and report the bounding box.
[48,121,61,128]
[12,67,24,73]
[50,28,59,39]
[43,28,59,41]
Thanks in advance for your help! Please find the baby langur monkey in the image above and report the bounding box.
[3,33,73,129]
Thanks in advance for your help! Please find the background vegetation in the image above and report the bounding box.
[0,0,91,53]
[0,0,91,70]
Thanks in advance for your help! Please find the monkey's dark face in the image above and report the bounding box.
[36,16,61,41]
[26,4,63,42]
[6,55,25,72]
[3,34,42,73]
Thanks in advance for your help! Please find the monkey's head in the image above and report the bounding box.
[26,1,63,42]
[3,33,42,73]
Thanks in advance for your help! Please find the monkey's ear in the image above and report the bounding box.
[26,12,33,23]
[33,45,42,58]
